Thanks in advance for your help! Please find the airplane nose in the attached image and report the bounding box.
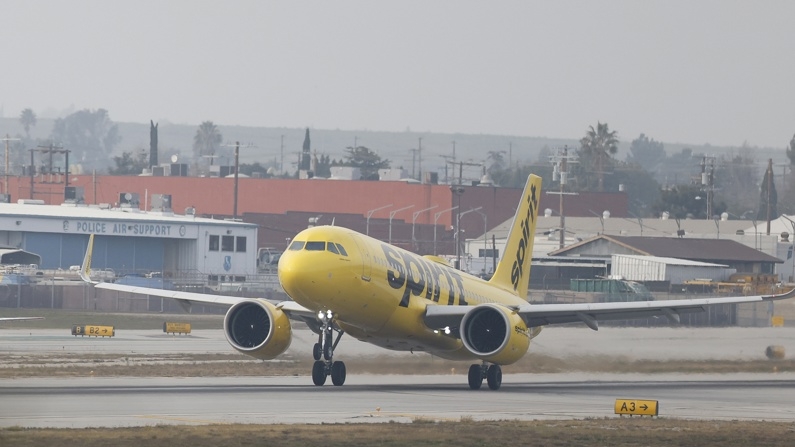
[277,251,306,300]
[278,250,332,308]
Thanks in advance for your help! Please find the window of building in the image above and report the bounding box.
[478,248,499,258]
[222,235,234,252]
[289,241,305,251]
[236,236,247,253]
[209,235,219,251]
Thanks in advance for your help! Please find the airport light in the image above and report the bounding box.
[473,208,488,274]
[388,205,414,245]
[456,207,483,271]
[412,205,438,251]
[366,204,393,236]
[433,206,458,255]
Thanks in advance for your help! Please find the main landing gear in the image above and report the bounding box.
[468,362,502,390]
[311,310,346,386]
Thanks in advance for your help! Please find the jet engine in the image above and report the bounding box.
[459,303,533,365]
[223,299,292,360]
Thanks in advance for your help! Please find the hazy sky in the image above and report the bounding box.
[2,0,794,148]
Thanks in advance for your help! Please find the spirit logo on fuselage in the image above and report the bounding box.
[381,244,467,308]
[510,183,538,292]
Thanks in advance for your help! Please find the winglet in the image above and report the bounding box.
[488,174,542,300]
[79,234,97,284]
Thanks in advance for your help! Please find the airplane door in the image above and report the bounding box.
[350,235,372,282]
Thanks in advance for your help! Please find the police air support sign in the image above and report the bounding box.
[64,220,189,238]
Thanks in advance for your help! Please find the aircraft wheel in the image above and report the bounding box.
[323,343,333,360]
[331,361,347,386]
[312,360,327,386]
[313,343,322,361]
[468,364,483,390]
[486,365,502,390]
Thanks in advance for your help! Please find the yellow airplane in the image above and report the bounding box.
[80,174,795,390]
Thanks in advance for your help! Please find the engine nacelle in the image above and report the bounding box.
[460,303,533,365]
[223,299,292,360]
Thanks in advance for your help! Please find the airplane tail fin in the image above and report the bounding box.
[79,234,97,284]
[488,174,542,300]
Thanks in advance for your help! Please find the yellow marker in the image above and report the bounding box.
[163,322,192,334]
[615,399,658,416]
[71,324,115,337]
[771,316,784,327]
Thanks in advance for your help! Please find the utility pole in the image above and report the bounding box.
[1,134,20,195]
[222,141,256,220]
[280,135,284,176]
[767,158,773,235]
[700,156,716,219]
[418,137,422,183]
[548,146,579,249]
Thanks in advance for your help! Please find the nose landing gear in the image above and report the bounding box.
[311,310,346,386]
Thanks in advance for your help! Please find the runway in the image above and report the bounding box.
[2,374,795,427]
[1,326,795,427]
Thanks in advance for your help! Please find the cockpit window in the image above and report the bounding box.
[327,243,339,254]
[305,241,326,251]
[288,241,305,251]
[335,243,348,256]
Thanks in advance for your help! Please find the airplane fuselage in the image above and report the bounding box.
[278,226,531,360]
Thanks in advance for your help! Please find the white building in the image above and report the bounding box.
[0,201,257,282]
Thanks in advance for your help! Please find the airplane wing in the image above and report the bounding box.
[423,287,795,331]
[0,317,44,322]
[91,281,317,321]
[81,232,315,322]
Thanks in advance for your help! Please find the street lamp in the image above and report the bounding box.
[412,205,438,252]
[457,207,483,271]
[389,205,414,245]
[433,206,458,255]
[473,208,488,275]
[366,203,393,236]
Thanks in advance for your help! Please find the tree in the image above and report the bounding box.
[192,121,222,166]
[238,162,272,177]
[486,150,506,175]
[19,108,37,139]
[653,184,725,219]
[50,109,120,168]
[626,133,665,172]
[757,164,778,221]
[109,150,148,175]
[343,146,389,180]
[578,122,619,192]
[787,134,795,165]
[315,154,332,178]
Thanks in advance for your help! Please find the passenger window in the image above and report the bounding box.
[288,241,306,251]
[327,243,339,254]
[305,241,326,251]
[335,243,348,256]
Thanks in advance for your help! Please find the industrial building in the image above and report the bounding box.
[0,200,257,283]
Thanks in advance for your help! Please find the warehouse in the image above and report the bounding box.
[0,200,257,283]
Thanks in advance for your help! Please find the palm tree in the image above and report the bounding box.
[579,122,619,192]
[19,108,37,139]
[193,121,222,167]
